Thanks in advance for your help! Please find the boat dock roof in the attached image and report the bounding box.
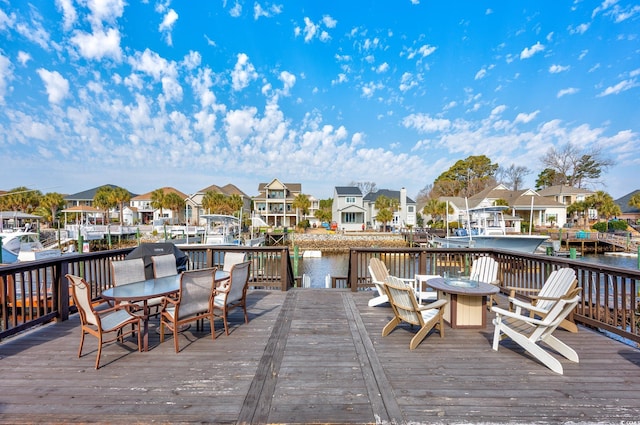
[1,289,639,424]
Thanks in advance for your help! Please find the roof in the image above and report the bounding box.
[64,184,137,201]
[537,185,594,197]
[131,187,188,200]
[334,186,362,196]
[363,189,416,204]
[196,183,248,197]
[615,190,640,214]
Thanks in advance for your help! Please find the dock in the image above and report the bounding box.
[1,289,639,424]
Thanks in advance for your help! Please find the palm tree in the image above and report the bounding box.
[586,191,621,222]
[151,188,166,222]
[202,191,226,214]
[292,194,311,227]
[38,192,66,226]
[227,194,244,216]
[374,195,399,231]
[93,186,116,224]
[164,192,185,222]
[110,187,131,224]
[2,186,42,212]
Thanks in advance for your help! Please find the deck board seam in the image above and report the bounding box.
[237,290,297,424]
[342,293,405,424]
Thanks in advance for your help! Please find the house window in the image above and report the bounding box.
[346,197,356,204]
[408,206,414,213]
[343,213,357,223]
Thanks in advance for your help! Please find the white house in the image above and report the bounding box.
[332,186,366,231]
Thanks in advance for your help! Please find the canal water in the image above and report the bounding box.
[295,252,640,289]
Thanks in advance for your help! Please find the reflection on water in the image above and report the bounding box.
[295,253,349,288]
[577,254,639,270]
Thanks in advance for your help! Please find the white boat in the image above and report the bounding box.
[430,206,549,254]
[0,230,62,264]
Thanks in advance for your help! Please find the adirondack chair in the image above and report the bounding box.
[506,267,579,332]
[491,291,582,374]
[382,275,447,349]
[368,257,436,307]
[469,256,499,308]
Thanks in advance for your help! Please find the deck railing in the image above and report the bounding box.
[0,245,294,340]
[348,247,640,345]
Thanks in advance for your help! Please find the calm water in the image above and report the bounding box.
[294,252,640,289]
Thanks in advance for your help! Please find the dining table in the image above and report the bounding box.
[101,270,230,351]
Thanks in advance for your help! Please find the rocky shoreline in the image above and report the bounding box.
[288,232,409,253]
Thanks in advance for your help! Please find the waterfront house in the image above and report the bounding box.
[332,186,366,231]
[538,184,595,226]
[439,184,567,231]
[252,179,301,228]
[364,188,416,231]
[185,183,251,226]
[129,187,189,225]
[614,189,640,225]
[64,184,137,223]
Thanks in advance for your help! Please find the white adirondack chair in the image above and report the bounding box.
[507,267,578,332]
[469,256,499,308]
[491,291,582,374]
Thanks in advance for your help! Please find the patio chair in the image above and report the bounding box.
[222,252,247,273]
[491,291,582,374]
[109,258,147,311]
[159,268,218,353]
[506,267,578,332]
[368,258,436,307]
[382,275,447,350]
[213,261,251,335]
[66,274,142,369]
[151,253,178,278]
[469,256,499,308]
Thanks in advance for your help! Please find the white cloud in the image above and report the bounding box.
[0,53,13,104]
[71,27,122,60]
[86,0,126,28]
[229,1,242,17]
[376,62,389,73]
[159,9,179,46]
[568,23,590,35]
[322,15,337,28]
[37,68,70,104]
[475,68,487,80]
[402,114,451,133]
[514,111,539,124]
[557,87,579,97]
[17,51,31,65]
[231,53,258,91]
[279,71,296,96]
[597,79,638,97]
[55,0,77,30]
[301,17,318,42]
[254,3,283,20]
[549,64,570,73]
[520,42,544,59]
[399,72,417,92]
[129,49,177,81]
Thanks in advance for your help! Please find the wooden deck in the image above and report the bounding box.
[1,289,639,424]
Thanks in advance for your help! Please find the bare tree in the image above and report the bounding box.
[498,164,532,190]
[348,181,377,196]
[540,143,612,188]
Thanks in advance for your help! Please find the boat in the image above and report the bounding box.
[0,230,62,264]
[429,205,549,254]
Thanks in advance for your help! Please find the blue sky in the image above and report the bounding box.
[1,1,639,201]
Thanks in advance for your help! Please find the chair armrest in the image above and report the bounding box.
[96,304,134,316]
[491,306,547,326]
[509,297,547,314]
[419,299,447,310]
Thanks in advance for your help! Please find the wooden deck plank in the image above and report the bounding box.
[0,289,639,424]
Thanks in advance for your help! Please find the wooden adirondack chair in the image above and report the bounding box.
[382,275,447,349]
